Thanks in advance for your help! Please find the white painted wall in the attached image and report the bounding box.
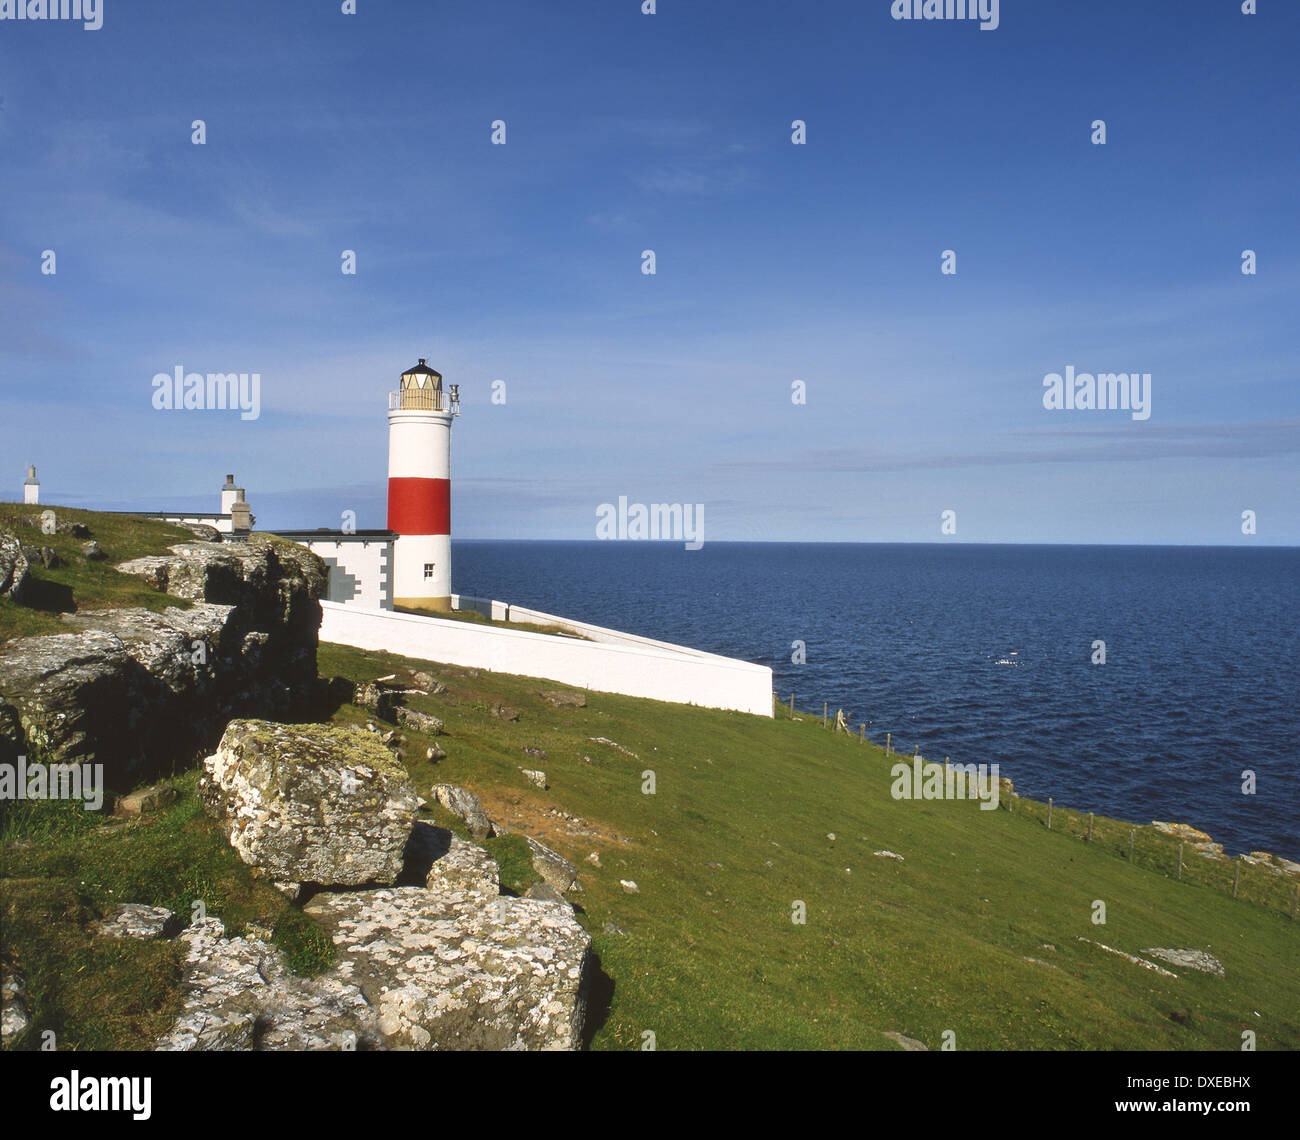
[319,601,773,717]
[305,539,393,610]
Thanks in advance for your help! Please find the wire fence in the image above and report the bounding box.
[777,691,1300,922]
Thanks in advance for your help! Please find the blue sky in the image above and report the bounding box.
[1,0,1296,544]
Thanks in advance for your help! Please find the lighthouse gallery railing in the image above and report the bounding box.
[389,388,446,411]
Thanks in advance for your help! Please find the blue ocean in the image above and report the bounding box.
[453,541,1299,862]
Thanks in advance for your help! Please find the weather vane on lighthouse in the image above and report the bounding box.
[386,357,461,612]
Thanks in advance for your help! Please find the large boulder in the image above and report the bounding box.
[0,604,270,782]
[200,720,420,888]
[305,887,591,1050]
[158,889,592,1051]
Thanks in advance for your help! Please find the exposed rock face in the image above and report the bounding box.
[157,916,379,1051]
[305,888,590,1050]
[1,972,29,1044]
[116,782,178,816]
[158,890,591,1050]
[1143,948,1225,978]
[526,836,581,893]
[432,783,496,841]
[0,537,327,781]
[0,533,30,602]
[200,720,420,888]
[405,822,499,896]
[397,707,443,735]
[93,903,180,940]
[539,690,586,709]
[353,681,396,721]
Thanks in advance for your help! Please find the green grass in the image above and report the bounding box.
[0,771,333,1049]
[316,642,1300,1051]
[3,506,1296,1050]
[0,501,194,638]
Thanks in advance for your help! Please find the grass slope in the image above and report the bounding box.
[0,501,194,639]
[314,643,1300,1051]
[1,508,1296,1050]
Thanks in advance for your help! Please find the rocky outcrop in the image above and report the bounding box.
[405,822,499,896]
[539,690,586,709]
[157,886,591,1051]
[432,783,496,841]
[1143,948,1225,978]
[0,533,30,602]
[0,537,327,782]
[200,720,420,889]
[526,836,581,893]
[93,903,180,940]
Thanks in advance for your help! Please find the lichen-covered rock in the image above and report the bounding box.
[432,783,495,841]
[93,903,179,940]
[2,972,30,1045]
[353,680,396,720]
[539,690,586,708]
[526,836,581,893]
[115,782,178,816]
[0,533,31,602]
[0,537,327,785]
[1143,948,1225,978]
[405,822,499,896]
[156,916,378,1051]
[200,720,420,887]
[307,888,590,1050]
[158,889,590,1051]
[520,768,547,789]
[397,707,443,735]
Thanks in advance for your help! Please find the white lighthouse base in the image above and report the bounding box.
[392,533,452,612]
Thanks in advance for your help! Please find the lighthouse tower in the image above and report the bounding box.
[387,359,460,612]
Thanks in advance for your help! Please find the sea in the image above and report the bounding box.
[452,541,1299,862]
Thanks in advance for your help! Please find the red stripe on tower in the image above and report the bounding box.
[387,477,450,535]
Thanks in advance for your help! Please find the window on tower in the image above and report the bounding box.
[423,563,435,579]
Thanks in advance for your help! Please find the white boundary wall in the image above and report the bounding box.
[319,600,773,717]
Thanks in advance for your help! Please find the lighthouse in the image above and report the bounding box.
[387,358,460,611]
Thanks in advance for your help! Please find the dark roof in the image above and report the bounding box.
[401,358,442,382]
[271,529,398,542]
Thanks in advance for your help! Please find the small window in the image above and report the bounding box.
[423,563,435,579]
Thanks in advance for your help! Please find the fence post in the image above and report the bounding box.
[1046,798,1053,829]
[859,724,865,742]
[1128,828,1135,862]
[1087,813,1094,842]
[823,702,827,728]
[1232,862,1240,899]
[886,733,891,756]
[789,692,794,716]
[1177,844,1184,881]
